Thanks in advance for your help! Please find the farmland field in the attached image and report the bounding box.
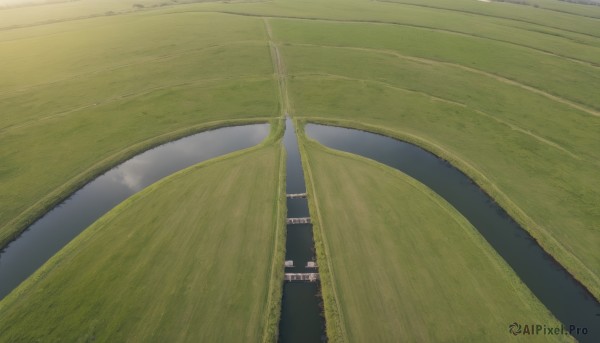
[0,10,278,246]
[0,0,598,341]
[0,142,286,342]
[267,4,600,298]
[300,137,567,342]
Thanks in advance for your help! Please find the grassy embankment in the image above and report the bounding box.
[265,17,600,299]
[0,121,287,342]
[299,133,571,342]
[0,11,279,248]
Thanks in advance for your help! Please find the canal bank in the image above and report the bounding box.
[0,123,270,300]
[279,118,326,342]
[304,122,599,343]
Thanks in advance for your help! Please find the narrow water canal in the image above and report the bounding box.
[279,118,326,342]
[306,123,600,343]
[0,124,269,300]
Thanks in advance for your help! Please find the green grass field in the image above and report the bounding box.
[300,138,569,342]
[279,37,600,297]
[0,140,286,342]
[263,6,599,298]
[1,0,599,341]
[0,10,279,247]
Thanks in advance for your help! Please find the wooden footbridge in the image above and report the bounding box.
[286,217,311,224]
[286,193,307,199]
[284,273,319,282]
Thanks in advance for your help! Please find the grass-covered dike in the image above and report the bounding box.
[0,121,287,342]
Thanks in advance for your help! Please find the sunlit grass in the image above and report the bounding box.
[302,139,568,342]
[0,143,284,342]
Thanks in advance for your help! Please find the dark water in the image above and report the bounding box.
[280,283,324,342]
[279,118,326,342]
[306,123,600,343]
[0,124,269,300]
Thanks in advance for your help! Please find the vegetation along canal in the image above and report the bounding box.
[279,118,326,342]
[305,123,600,343]
[0,124,269,300]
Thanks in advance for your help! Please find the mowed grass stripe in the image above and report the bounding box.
[0,144,283,342]
[270,19,600,110]
[302,140,567,342]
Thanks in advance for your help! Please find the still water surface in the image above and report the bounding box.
[279,118,326,342]
[306,123,599,343]
[0,124,269,299]
[2,120,596,342]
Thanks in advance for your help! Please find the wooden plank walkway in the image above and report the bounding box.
[284,273,319,282]
[286,193,307,199]
[286,217,311,224]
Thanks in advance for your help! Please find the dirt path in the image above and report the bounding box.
[264,19,291,117]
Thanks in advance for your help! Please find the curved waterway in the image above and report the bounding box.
[306,123,600,343]
[0,124,269,300]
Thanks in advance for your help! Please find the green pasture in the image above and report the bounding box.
[300,138,569,342]
[288,73,600,298]
[0,142,285,343]
[378,0,600,31]
[0,11,278,247]
[270,17,600,297]
[269,19,600,111]
[0,0,598,341]
[282,44,599,162]
[194,0,600,62]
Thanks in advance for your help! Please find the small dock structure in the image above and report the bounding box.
[284,273,319,282]
[284,260,294,268]
[306,261,318,269]
[286,193,307,199]
[287,217,311,225]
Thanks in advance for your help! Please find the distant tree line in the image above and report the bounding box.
[132,0,223,10]
[558,0,600,6]
[491,0,540,7]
